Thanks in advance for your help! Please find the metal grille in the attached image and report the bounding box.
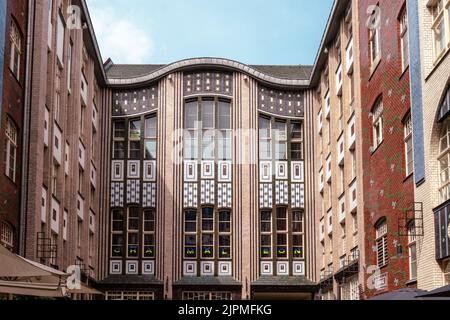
[398,202,424,237]
[182,292,232,301]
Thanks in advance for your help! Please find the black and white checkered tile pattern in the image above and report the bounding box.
[110,182,124,207]
[259,183,273,208]
[126,180,141,204]
[217,183,232,208]
[143,183,157,208]
[291,183,305,209]
[275,181,289,205]
[183,183,198,208]
[200,180,215,205]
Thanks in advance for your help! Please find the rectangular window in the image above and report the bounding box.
[128,119,141,159]
[259,117,271,160]
[9,19,22,79]
[218,101,232,160]
[4,117,17,182]
[144,116,157,160]
[432,0,447,60]
[56,12,65,66]
[400,8,409,71]
[292,211,304,259]
[274,121,288,160]
[408,222,417,280]
[113,121,126,159]
[201,207,214,259]
[372,100,384,149]
[404,115,414,176]
[218,211,231,259]
[369,5,381,67]
[143,210,155,258]
[184,210,197,259]
[276,208,288,259]
[290,122,304,160]
[184,100,198,160]
[127,208,139,258]
[260,210,272,259]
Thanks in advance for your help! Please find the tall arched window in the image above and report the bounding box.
[0,221,14,248]
[439,119,450,202]
[375,219,388,268]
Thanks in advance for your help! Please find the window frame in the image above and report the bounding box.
[372,99,384,150]
[369,4,381,68]
[399,7,410,71]
[407,221,417,281]
[404,115,414,176]
[375,219,389,268]
[9,18,22,80]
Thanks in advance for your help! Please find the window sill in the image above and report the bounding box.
[371,140,384,155]
[400,65,410,80]
[3,173,17,187]
[369,56,382,80]
[8,68,22,87]
[403,172,414,183]
[425,47,450,81]
[406,279,417,286]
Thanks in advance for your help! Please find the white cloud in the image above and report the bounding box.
[90,8,154,64]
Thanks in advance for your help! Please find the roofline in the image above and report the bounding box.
[309,0,350,86]
[79,0,107,85]
[107,57,311,89]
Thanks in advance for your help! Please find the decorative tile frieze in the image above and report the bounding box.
[218,161,232,182]
[110,182,124,207]
[113,87,158,117]
[259,161,272,183]
[291,184,305,209]
[127,160,140,179]
[184,161,198,182]
[183,183,198,208]
[184,72,233,96]
[258,87,304,117]
[143,183,157,208]
[291,161,304,182]
[126,180,141,204]
[111,160,124,181]
[218,183,232,208]
[200,180,215,205]
[275,161,288,180]
[259,183,273,208]
[275,181,289,205]
[201,160,215,179]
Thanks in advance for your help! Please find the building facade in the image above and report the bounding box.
[357,0,417,298]
[313,0,364,300]
[412,0,450,292]
[98,61,317,300]
[21,0,108,289]
[2,0,448,301]
[0,0,27,254]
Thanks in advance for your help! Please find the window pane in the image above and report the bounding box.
[259,117,271,139]
[274,121,287,141]
[259,140,271,160]
[218,130,232,160]
[184,131,198,159]
[145,117,157,138]
[275,142,287,160]
[114,121,126,139]
[129,141,141,159]
[129,120,141,139]
[185,101,198,129]
[202,130,215,159]
[113,141,125,159]
[218,101,231,129]
[145,140,157,160]
[290,122,303,140]
[201,99,215,128]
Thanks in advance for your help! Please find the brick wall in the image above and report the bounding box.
[358,0,415,297]
[0,0,27,253]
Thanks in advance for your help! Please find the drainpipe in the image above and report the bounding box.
[19,0,35,257]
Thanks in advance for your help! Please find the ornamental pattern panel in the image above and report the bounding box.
[184,72,233,96]
[110,182,124,207]
[275,181,289,205]
[200,180,215,205]
[259,183,273,208]
[142,183,157,208]
[183,183,198,208]
[126,180,141,204]
[291,183,305,209]
[113,87,158,117]
[111,160,124,181]
[258,87,305,117]
[217,183,232,208]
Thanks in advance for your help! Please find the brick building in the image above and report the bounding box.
[357,0,416,297]
[0,0,28,254]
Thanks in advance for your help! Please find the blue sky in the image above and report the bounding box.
[86,0,334,65]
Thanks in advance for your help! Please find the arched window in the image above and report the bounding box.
[407,221,417,280]
[375,219,388,268]
[0,221,14,248]
[439,119,450,202]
